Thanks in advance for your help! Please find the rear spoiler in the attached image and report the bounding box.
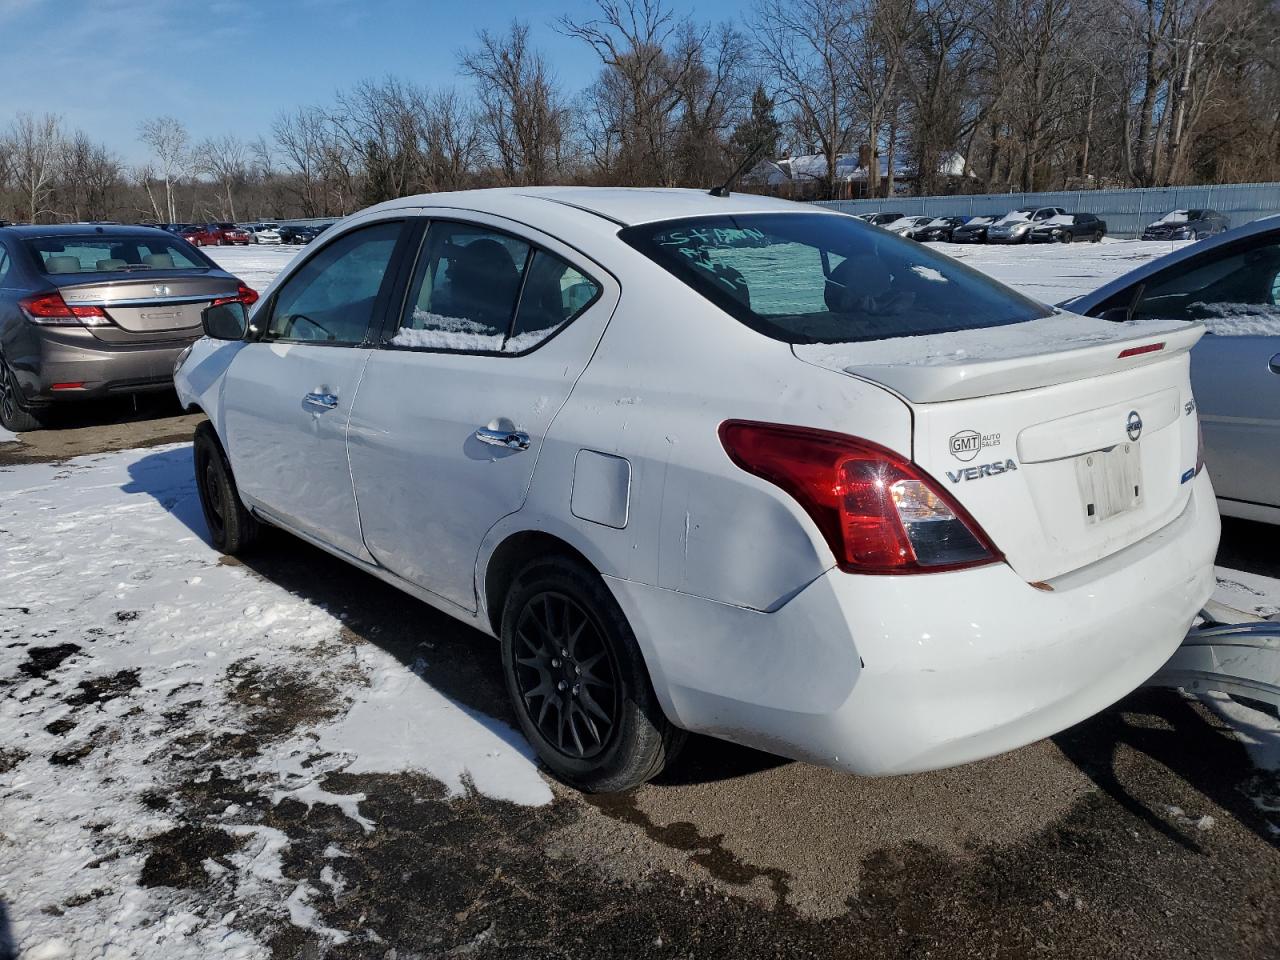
[836,317,1203,404]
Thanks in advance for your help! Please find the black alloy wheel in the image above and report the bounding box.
[512,591,620,760]
[500,555,684,792]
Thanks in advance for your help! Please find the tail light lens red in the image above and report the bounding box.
[719,420,1003,575]
[19,292,110,327]
[211,283,259,308]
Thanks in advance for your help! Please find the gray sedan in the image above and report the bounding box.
[1065,215,1280,524]
[0,224,256,431]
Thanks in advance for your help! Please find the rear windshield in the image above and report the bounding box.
[24,235,210,274]
[618,213,1051,345]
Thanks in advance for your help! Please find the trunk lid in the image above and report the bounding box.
[57,274,240,343]
[795,313,1205,582]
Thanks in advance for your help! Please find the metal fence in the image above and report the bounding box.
[814,182,1280,238]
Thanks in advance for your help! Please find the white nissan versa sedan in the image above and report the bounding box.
[175,187,1220,792]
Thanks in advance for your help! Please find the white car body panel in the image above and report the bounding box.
[174,186,1220,776]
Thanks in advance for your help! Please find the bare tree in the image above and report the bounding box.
[8,113,63,223]
[138,116,190,222]
[197,134,249,220]
[463,21,567,184]
[752,0,855,197]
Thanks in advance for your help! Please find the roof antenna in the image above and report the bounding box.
[709,142,768,198]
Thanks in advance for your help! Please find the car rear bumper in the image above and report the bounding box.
[606,471,1219,775]
[14,326,197,403]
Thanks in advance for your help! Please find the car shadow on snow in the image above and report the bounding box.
[120,446,762,787]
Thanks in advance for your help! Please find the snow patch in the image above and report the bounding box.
[0,423,20,445]
[910,265,948,283]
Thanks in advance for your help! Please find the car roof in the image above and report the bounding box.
[368,186,823,227]
[1066,214,1280,310]
[0,223,176,239]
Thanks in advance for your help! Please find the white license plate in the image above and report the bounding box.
[1075,442,1143,523]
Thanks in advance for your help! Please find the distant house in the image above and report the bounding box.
[745,149,969,199]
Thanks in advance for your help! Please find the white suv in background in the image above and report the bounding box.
[248,223,282,244]
[176,188,1218,792]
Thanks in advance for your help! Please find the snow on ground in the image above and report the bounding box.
[208,243,300,295]
[938,238,1195,304]
[1214,567,1280,620]
[0,424,18,445]
[0,445,548,958]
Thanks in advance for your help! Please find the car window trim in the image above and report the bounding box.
[375,215,605,359]
[258,217,415,349]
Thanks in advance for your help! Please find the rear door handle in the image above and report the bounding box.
[475,427,530,451]
[303,391,339,409]
[1270,353,1280,375]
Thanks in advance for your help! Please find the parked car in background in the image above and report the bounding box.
[1142,210,1230,242]
[949,216,998,243]
[1065,214,1280,525]
[914,216,970,242]
[178,224,216,246]
[986,207,1068,244]
[212,223,251,246]
[0,224,256,431]
[176,187,1216,792]
[278,224,323,244]
[858,212,906,226]
[883,215,933,240]
[1029,212,1107,243]
[248,223,282,244]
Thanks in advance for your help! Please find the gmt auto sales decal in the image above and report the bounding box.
[947,459,1019,484]
[948,428,1001,462]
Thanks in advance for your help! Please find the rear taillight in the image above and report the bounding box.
[719,420,1003,575]
[211,283,259,308]
[19,292,110,327]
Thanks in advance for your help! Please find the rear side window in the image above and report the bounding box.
[266,221,402,344]
[620,213,1049,345]
[390,221,601,353]
[23,235,208,273]
[0,247,11,287]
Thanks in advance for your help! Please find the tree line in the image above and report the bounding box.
[1,0,1277,224]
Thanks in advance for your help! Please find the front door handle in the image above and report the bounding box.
[303,391,339,409]
[1270,353,1280,375]
[475,427,530,451]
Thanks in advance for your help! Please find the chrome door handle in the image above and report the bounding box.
[1270,353,1280,375]
[475,427,530,451]
[303,391,339,409]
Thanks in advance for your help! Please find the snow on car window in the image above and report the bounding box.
[620,212,1049,345]
[911,265,948,283]
[391,312,546,352]
[1156,211,1190,224]
[926,218,952,227]
[1189,302,1280,336]
[967,216,995,225]
[995,210,1032,224]
[1043,214,1075,225]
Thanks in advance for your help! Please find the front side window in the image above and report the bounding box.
[266,221,401,344]
[390,221,600,353]
[23,235,210,274]
[620,213,1050,345]
[1126,235,1280,336]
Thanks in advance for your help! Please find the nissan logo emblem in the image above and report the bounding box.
[1126,410,1143,441]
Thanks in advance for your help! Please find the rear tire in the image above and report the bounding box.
[0,361,46,433]
[1093,231,1103,243]
[500,554,684,792]
[193,421,259,555]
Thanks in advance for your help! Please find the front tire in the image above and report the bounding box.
[1060,231,1073,244]
[0,361,45,433]
[193,421,259,555]
[500,555,683,792]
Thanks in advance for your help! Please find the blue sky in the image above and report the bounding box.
[0,0,744,165]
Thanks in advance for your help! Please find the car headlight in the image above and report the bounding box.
[1012,223,1030,233]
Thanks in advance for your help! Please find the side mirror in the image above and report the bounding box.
[201,301,249,340]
